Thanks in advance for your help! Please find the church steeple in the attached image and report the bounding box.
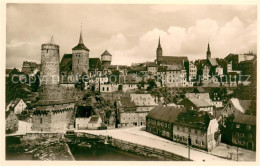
[156,36,163,63]
[207,42,211,59]
[158,36,161,48]
[72,26,89,51]
[79,30,83,44]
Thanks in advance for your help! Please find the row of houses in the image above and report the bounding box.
[146,106,221,151]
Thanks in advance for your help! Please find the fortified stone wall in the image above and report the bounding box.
[32,103,75,132]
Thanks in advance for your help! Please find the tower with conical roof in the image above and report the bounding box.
[72,28,90,77]
[101,50,112,68]
[207,43,211,59]
[156,36,163,64]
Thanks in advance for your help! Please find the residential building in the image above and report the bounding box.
[6,98,27,114]
[221,98,251,125]
[232,114,256,151]
[146,106,185,140]
[173,110,221,151]
[21,61,40,76]
[75,106,96,129]
[6,110,19,133]
[165,65,187,87]
[117,96,147,127]
[182,96,214,115]
[130,94,158,112]
[146,62,157,75]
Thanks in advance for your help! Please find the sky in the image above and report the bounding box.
[6,4,257,69]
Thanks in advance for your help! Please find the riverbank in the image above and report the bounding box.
[6,136,74,160]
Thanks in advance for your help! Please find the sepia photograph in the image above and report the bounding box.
[1,1,259,165]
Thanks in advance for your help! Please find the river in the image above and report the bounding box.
[6,142,159,161]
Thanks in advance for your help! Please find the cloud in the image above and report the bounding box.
[106,16,256,65]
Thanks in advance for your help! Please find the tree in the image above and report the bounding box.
[146,79,157,91]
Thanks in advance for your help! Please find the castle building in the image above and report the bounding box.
[101,50,112,68]
[72,30,90,76]
[155,37,188,66]
[32,36,75,132]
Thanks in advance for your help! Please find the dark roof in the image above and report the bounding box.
[6,69,13,75]
[9,68,21,75]
[89,116,100,123]
[89,58,102,70]
[175,110,211,130]
[233,114,256,125]
[119,96,136,107]
[159,56,188,65]
[147,106,185,123]
[6,111,12,118]
[167,64,184,71]
[60,54,72,72]
[75,106,96,118]
[146,62,157,67]
[239,100,252,111]
[208,58,218,66]
[101,50,112,56]
[158,66,167,72]
[72,43,89,51]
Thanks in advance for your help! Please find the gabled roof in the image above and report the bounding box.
[60,54,72,72]
[89,58,102,71]
[158,66,167,72]
[234,114,256,125]
[119,96,136,107]
[8,98,24,109]
[188,97,212,107]
[208,58,218,66]
[175,110,211,130]
[167,64,184,71]
[6,111,12,118]
[230,98,251,114]
[9,68,21,75]
[147,106,185,123]
[159,56,188,65]
[146,62,157,67]
[6,69,13,75]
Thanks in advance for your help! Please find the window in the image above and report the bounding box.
[236,124,240,128]
[177,126,179,130]
[168,124,171,129]
[195,130,197,134]
[40,118,42,124]
[236,140,239,144]
[201,141,204,146]
[195,140,198,144]
[248,134,252,139]
[246,125,251,130]
[240,133,244,137]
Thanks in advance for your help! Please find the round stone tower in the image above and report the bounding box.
[101,50,112,68]
[41,36,60,86]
